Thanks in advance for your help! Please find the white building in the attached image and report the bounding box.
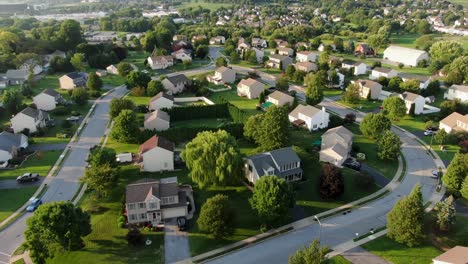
[296,51,318,62]
[149,92,174,111]
[289,105,330,131]
[400,92,425,115]
[207,66,236,85]
[237,78,265,99]
[147,55,174,70]
[398,73,431,90]
[171,49,192,62]
[161,74,191,95]
[267,91,294,107]
[370,67,398,80]
[144,110,170,131]
[33,89,63,111]
[445,84,468,102]
[383,46,429,67]
[138,136,174,172]
[342,60,367,76]
[10,107,49,133]
[439,112,468,133]
[0,132,28,163]
[319,126,353,167]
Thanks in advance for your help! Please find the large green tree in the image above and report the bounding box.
[377,130,401,160]
[359,113,391,139]
[288,240,328,264]
[109,98,135,119]
[70,53,86,71]
[429,40,464,70]
[305,71,325,105]
[434,196,456,232]
[461,176,468,200]
[382,96,406,120]
[250,176,295,226]
[126,71,150,89]
[25,202,91,264]
[181,130,243,188]
[342,83,360,104]
[442,153,468,195]
[400,79,420,94]
[387,184,425,247]
[117,62,134,76]
[82,164,118,198]
[88,147,117,167]
[87,72,103,91]
[71,88,88,105]
[57,20,84,51]
[197,194,234,238]
[367,34,389,55]
[146,80,165,96]
[110,110,140,143]
[2,90,23,113]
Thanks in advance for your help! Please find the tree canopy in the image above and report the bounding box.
[110,110,140,143]
[82,164,118,198]
[359,113,391,139]
[382,96,407,120]
[288,240,328,264]
[197,194,235,238]
[442,153,468,195]
[87,72,103,91]
[377,130,401,160]
[109,98,136,119]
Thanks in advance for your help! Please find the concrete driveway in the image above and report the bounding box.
[164,218,190,264]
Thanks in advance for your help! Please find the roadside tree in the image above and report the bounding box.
[288,240,328,264]
[319,163,344,199]
[442,153,468,195]
[82,164,118,198]
[377,130,401,160]
[110,110,139,143]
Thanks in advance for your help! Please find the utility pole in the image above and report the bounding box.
[314,215,322,242]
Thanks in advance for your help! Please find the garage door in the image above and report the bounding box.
[162,207,186,219]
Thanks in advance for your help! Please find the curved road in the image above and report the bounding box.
[207,100,441,264]
[0,86,127,264]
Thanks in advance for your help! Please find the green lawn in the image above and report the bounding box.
[362,235,442,264]
[124,51,150,71]
[0,187,37,223]
[327,256,352,264]
[175,1,233,11]
[12,259,26,264]
[126,94,152,106]
[208,90,262,116]
[0,150,62,180]
[323,89,344,98]
[339,99,381,113]
[170,59,210,73]
[100,74,126,87]
[105,136,139,154]
[390,34,419,48]
[171,118,232,128]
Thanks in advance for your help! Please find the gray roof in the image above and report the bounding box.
[373,67,395,74]
[20,107,40,119]
[42,89,61,98]
[6,69,28,80]
[166,74,190,86]
[397,72,430,82]
[246,147,302,178]
[125,178,180,204]
[150,92,174,102]
[269,54,290,61]
[400,91,423,102]
[289,104,322,119]
[0,132,25,152]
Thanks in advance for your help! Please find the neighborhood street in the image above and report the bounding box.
[206,100,441,264]
[0,86,127,264]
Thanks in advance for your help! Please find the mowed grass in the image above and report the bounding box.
[208,90,262,116]
[362,235,442,264]
[176,1,233,11]
[0,187,37,223]
[327,256,352,264]
[0,150,62,180]
[339,99,381,113]
[171,118,232,128]
[124,51,150,71]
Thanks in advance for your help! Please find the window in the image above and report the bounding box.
[129,214,137,221]
[128,203,136,210]
[138,202,146,209]
[140,213,147,220]
[148,202,157,209]
[161,196,176,205]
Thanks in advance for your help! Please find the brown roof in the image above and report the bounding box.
[239,78,261,87]
[440,112,467,130]
[322,125,353,142]
[138,135,174,155]
[400,91,423,102]
[433,246,468,264]
[289,104,322,119]
[268,90,294,101]
[150,92,174,103]
[150,55,173,63]
[356,79,382,90]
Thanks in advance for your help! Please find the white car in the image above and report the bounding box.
[66,116,80,121]
[424,130,436,136]
[431,170,440,179]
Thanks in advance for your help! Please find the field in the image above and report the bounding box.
[390,33,468,51]
[0,187,37,223]
[175,1,234,11]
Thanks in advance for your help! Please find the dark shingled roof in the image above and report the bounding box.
[166,74,190,86]
[0,131,25,152]
[246,147,302,178]
[20,107,40,119]
[138,135,174,154]
[42,89,60,97]
[125,178,181,204]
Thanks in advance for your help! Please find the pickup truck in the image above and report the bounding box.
[17,173,40,183]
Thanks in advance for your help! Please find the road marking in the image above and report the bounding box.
[0,252,10,257]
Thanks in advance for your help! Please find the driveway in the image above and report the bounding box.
[0,177,44,189]
[164,218,190,264]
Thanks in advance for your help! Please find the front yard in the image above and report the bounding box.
[0,187,37,223]
[0,150,62,180]
[339,99,381,113]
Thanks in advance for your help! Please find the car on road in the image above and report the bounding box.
[343,158,361,171]
[424,130,437,136]
[431,170,441,179]
[17,173,39,183]
[177,217,188,231]
[26,198,42,212]
[66,116,80,121]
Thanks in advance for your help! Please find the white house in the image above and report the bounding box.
[237,78,265,99]
[445,84,468,102]
[341,60,367,76]
[33,89,63,111]
[6,70,28,85]
[327,69,345,88]
[251,47,264,63]
[144,110,170,131]
[355,79,382,100]
[106,64,119,75]
[278,47,294,57]
[439,112,468,133]
[266,54,292,71]
[398,73,431,90]
[295,61,318,73]
[319,126,353,167]
[383,45,429,67]
[209,36,225,45]
[0,132,28,163]
[59,72,88,90]
[370,67,398,80]
[161,74,191,95]
[296,51,318,62]
[318,44,336,52]
[147,55,174,70]
[171,49,192,62]
[400,92,425,115]
[149,92,174,111]
[251,38,267,48]
[207,66,236,85]
[267,91,294,107]
[138,135,174,172]
[10,107,49,133]
[19,60,43,75]
[289,104,330,131]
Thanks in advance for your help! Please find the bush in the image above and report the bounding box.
[329,115,345,128]
[131,86,146,96]
[398,63,404,69]
[53,106,71,116]
[165,104,229,121]
[137,104,149,113]
[88,91,101,98]
[62,120,72,129]
[126,227,144,246]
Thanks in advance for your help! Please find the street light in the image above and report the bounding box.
[314,215,322,242]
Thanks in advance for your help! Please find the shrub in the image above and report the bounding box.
[131,86,146,96]
[88,91,101,98]
[126,227,144,246]
[137,104,149,113]
[53,106,71,116]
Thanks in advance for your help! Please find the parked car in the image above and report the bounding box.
[17,173,39,183]
[66,116,80,121]
[343,158,361,171]
[0,161,7,168]
[425,126,439,131]
[26,198,42,212]
[424,130,436,136]
[431,170,441,179]
[177,217,188,231]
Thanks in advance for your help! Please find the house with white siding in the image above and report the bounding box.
[399,92,425,115]
[383,46,429,67]
[341,60,367,76]
[445,84,468,102]
[10,107,49,133]
[207,66,236,85]
[439,112,468,133]
[355,79,382,100]
[319,126,353,167]
[161,74,191,95]
[149,92,174,111]
[296,51,318,62]
[267,91,294,107]
[144,110,170,131]
[33,89,63,111]
[0,132,28,163]
[289,105,329,131]
[370,67,398,80]
[147,55,174,70]
[237,78,265,99]
[138,135,174,172]
[398,73,431,90]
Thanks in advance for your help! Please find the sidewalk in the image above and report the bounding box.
[342,246,390,264]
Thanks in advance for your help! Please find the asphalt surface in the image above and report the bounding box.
[0,86,128,264]
[29,143,68,151]
[164,218,190,264]
[0,177,44,189]
[206,100,440,264]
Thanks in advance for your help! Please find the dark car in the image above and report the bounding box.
[177,217,188,231]
[17,173,39,183]
[26,198,42,212]
[343,158,361,171]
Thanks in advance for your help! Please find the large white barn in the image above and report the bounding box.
[383,46,429,67]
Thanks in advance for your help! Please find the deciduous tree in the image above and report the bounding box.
[117,62,134,76]
[197,194,234,238]
[377,130,401,160]
[288,240,328,264]
[110,110,139,143]
[146,80,165,96]
[88,147,117,167]
[434,196,456,232]
[359,113,391,139]
[70,53,86,71]
[319,163,344,199]
[442,153,468,195]
[82,164,118,198]
[71,88,88,105]
[2,90,23,113]
[382,96,406,120]
[109,98,135,119]
[342,83,360,104]
[87,72,103,91]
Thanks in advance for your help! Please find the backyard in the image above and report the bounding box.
[208,90,262,116]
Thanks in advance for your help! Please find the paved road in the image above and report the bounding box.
[361,164,390,187]
[206,100,440,264]
[0,87,127,264]
[164,218,190,264]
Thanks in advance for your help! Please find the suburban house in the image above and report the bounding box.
[245,147,303,184]
[43,50,66,69]
[191,34,207,43]
[138,135,174,172]
[59,72,88,90]
[96,70,107,77]
[327,69,345,88]
[341,60,367,75]
[6,69,28,85]
[106,64,119,75]
[0,131,28,163]
[278,47,294,57]
[296,42,311,50]
[295,61,318,73]
[207,66,236,85]
[266,54,292,71]
[251,38,267,48]
[296,51,318,62]
[274,39,288,48]
[161,74,191,95]
[173,35,187,42]
[383,45,429,67]
[319,126,353,166]
[251,47,264,63]
[10,107,49,133]
[32,89,63,111]
[267,91,294,107]
[445,84,468,102]
[432,246,468,264]
[398,73,431,90]
[400,92,425,115]
[237,78,265,99]
[439,112,468,133]
[19,60,43,75]
[370,67,398,80]
[237,41,251,51]
[355,79,382,100]
[354,43,375,56]
[171,49,192,62]
[149,92,174,111]
[289,104,330,131]
[147,55,174,70]
[318,44,336,52]
[209,36,225,45]
[144,110,170,131]
[125,177,190,226]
